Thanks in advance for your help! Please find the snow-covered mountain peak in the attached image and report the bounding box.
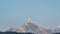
[25,18,33,25]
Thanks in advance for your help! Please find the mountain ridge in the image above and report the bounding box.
[6,18,60,34]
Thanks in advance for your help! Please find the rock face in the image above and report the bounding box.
[7,18,58,34]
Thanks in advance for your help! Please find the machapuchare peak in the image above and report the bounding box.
[25,18,33,25]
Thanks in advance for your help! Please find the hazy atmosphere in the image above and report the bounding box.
[0,0,60,31]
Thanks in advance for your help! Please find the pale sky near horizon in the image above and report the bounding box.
[0,0,60,31]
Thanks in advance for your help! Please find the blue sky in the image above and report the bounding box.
[0,0,60,31]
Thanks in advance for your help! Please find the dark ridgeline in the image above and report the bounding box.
[0,32,34,34]
[53,32,60,34]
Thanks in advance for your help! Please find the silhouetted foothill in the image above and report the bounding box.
[53,32,60,34]
[0,32,34,34]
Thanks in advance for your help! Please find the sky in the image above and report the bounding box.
[0,0,60,31]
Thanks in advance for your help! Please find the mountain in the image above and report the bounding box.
[22,18,39,33]
[7,18,53,34]
[53,26,60,33]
